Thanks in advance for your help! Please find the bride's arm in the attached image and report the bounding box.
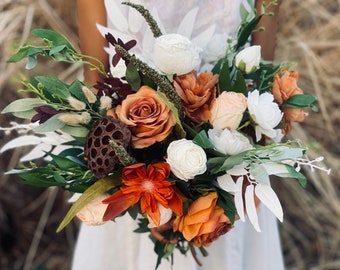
[76,0,108,85]
[252,0,281,61]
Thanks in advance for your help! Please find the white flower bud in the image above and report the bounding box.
[235,45,261,74]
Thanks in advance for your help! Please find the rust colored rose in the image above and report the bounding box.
[173,192,233,247]
[272,69,303,104]
[173,70,218,123]
[282,107,306,134]
[272,69,307,135]
[114,86,176,148]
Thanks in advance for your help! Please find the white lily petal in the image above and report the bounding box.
[1,135,42,153]
[235,177,245,221]
[191,24,216,49]
[255,183,283,222]
[20,143,52,162]
[217,174,237,193]
[105,0,128,32]
[245,184,261,232]
[227,163,248,176]
[177,7,199,38]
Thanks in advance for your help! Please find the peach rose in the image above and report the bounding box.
[173,70,218,123]
[76,194,109,226]
[173,192,233,247]
[209,91,247,130]
[272,69,303,104]
[114,86,176,148]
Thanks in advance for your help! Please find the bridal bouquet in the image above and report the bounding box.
[1,1,329,268]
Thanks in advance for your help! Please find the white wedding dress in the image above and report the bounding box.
[72,1,285,269]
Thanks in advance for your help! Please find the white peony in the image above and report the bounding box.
[166,139,207,181]
[235,45,261,74]
[208,128,253,155]
[247,90,283,142]
[152,33,202,75]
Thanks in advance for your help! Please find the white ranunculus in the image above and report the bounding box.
[166,139,207,181]
[235,45,261,74]
[152,33,202,75]
[208,128,253,155]
[247,90,283,142]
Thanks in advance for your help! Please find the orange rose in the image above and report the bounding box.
[173,192,233,247]
[173,70,218,123]
[114,86,176,148]
[272,69,303,104]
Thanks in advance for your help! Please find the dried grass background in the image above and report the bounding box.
[0,0,339,269]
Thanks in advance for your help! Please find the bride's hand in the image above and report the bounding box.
[150,220,178,244]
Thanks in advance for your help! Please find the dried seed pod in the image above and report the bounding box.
[84,116,131,178]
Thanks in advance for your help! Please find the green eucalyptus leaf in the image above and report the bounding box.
[193,130,214,149]
[32,28,74,51]
[232,70,247,94]
[7,46,44,63]
[69,80,88,103]
[60,124,89,139]
[236,15,262,50]
[249,163,270,184]
[285,165,307,188]
[282,94,318,109]
[12,110,37,120]
[49,45,67,56]
[126,62,141,91]
[156,91,185,138]
[33,114,65,133]
[1,98,47,114]
[34,75,70,100]
[26,55,38,69]
[49,153,81,170]
[269,147,305,161]
[53,173,67,183]
[57,177,121,232]
[218,61,232,91]
[217,188,236,223]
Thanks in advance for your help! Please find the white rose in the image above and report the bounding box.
[247,90,283,142]
[166,139,207,181]
[153,33,202,75]
[235,45,261,74]
[208,128,253,155]
[75,194,109,226]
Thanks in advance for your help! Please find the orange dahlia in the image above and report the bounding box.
[102,162,183,226]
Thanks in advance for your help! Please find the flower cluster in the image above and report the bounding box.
[1,2,329,268]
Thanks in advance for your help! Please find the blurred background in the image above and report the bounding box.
[0,0,339,269]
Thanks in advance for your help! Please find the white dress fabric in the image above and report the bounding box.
[72,1,285,269]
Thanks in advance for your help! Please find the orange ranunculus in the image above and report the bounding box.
[272,69,303,104]
[102,162,183,226]
[173,192,233,247]
[114,86,176,149]
[173,70,218,123]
